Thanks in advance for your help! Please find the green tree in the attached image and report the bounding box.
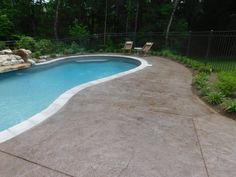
[0,13,13,39]
[69,19,89,38]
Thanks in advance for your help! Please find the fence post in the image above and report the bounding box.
[186,31,191,56]
[206,30,213,58]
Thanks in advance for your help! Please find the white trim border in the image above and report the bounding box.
[0,54,151,143]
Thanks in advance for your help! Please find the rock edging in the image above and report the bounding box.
[0,48,34,73]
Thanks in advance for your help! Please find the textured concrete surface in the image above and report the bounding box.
[0,56,236,177]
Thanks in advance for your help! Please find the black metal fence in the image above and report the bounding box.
[2,31,236,70]
[167,31,236,71]
[61,31,236,70]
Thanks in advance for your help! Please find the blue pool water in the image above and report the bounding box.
[0,56,139,131]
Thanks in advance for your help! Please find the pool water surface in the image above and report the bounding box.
[0,56,139,131]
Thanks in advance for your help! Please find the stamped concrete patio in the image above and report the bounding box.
[1,56,236,177]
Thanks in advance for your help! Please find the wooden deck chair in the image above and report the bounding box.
[141,42,154,56]
[122,41,133,54]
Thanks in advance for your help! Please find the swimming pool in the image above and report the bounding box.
[0,55,150,142]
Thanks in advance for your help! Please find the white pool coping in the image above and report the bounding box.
[0,54,151,143]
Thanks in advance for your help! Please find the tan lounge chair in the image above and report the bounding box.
[142,42,154,55]
[134,42,154,56]
[122,41,133,54]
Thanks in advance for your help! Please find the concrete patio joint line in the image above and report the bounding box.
[0,149,75,177]
[191,118,210,177]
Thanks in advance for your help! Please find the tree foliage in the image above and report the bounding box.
[0,13,13,39]
[69,19,89,38]
[0,0,235,40]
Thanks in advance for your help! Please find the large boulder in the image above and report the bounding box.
[28,59,36,65]
[13,49,32,62]
[0,49,13,55]
[0,55,24,66]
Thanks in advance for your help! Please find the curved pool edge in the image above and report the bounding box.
[0,54,152,143]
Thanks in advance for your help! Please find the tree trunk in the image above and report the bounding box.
[134,0,139,34]
[125,15,129,34]
[104,0,108,45]
[125,0,131,34]
[54,0,61,40]
[134,0,139,43]
[91,10,95,34]
[165,0,180,47]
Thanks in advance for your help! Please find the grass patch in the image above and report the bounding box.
[191,58,236,71]
[222,99,236,113]
[205,92,225,105]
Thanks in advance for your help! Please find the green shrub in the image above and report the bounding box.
[17,36,36,51]
[69,19,89,38]
[181,57,188,64]
[200,86,211,96]
[70,42,80,53]
[53,42,66,54]
[151,51,158,55]
[35,39,54,55]
[87,49,95,53]
[0,14,13,38]
[188,60,204,70]
[105,47,114,52]
[199,65,213,74]
[79,48,85,53]
[216,71,236,96]
[103,36,115,52]
[50,53,57,58]
[0,41,6,50]
[183,58,191,66]
[32,51,41,59]
[63,48,74,55]
[192,73,209,89]
[205,91,225,105]
[222,99,236,112]
[159,49,175,58]
[174,55,182,61]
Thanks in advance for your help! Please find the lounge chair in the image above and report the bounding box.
[134,42,154,56]
[122,41,133,54]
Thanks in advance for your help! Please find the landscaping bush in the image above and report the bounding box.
[160,49,176,59]
[69,19,89,38]
[32,51,41,59]
[0,41,6,50]
[174,55,183,61]
[70,42,80,53]
[103,36,115,52]
[50,53,57,58]
[17,36,36,51]
[53,42,66,54]
[199,86,211,96]
[87,49,95,53]
[187,60,204,70]
[182,58,191,65]
[192,73,209,89]
[63,48,74,55]
[35,39,54,55]
[222,99,236,112]
[216,71,236,96]
[158,50,213,74]
[199,65,213,74]
[205,91,225,105]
